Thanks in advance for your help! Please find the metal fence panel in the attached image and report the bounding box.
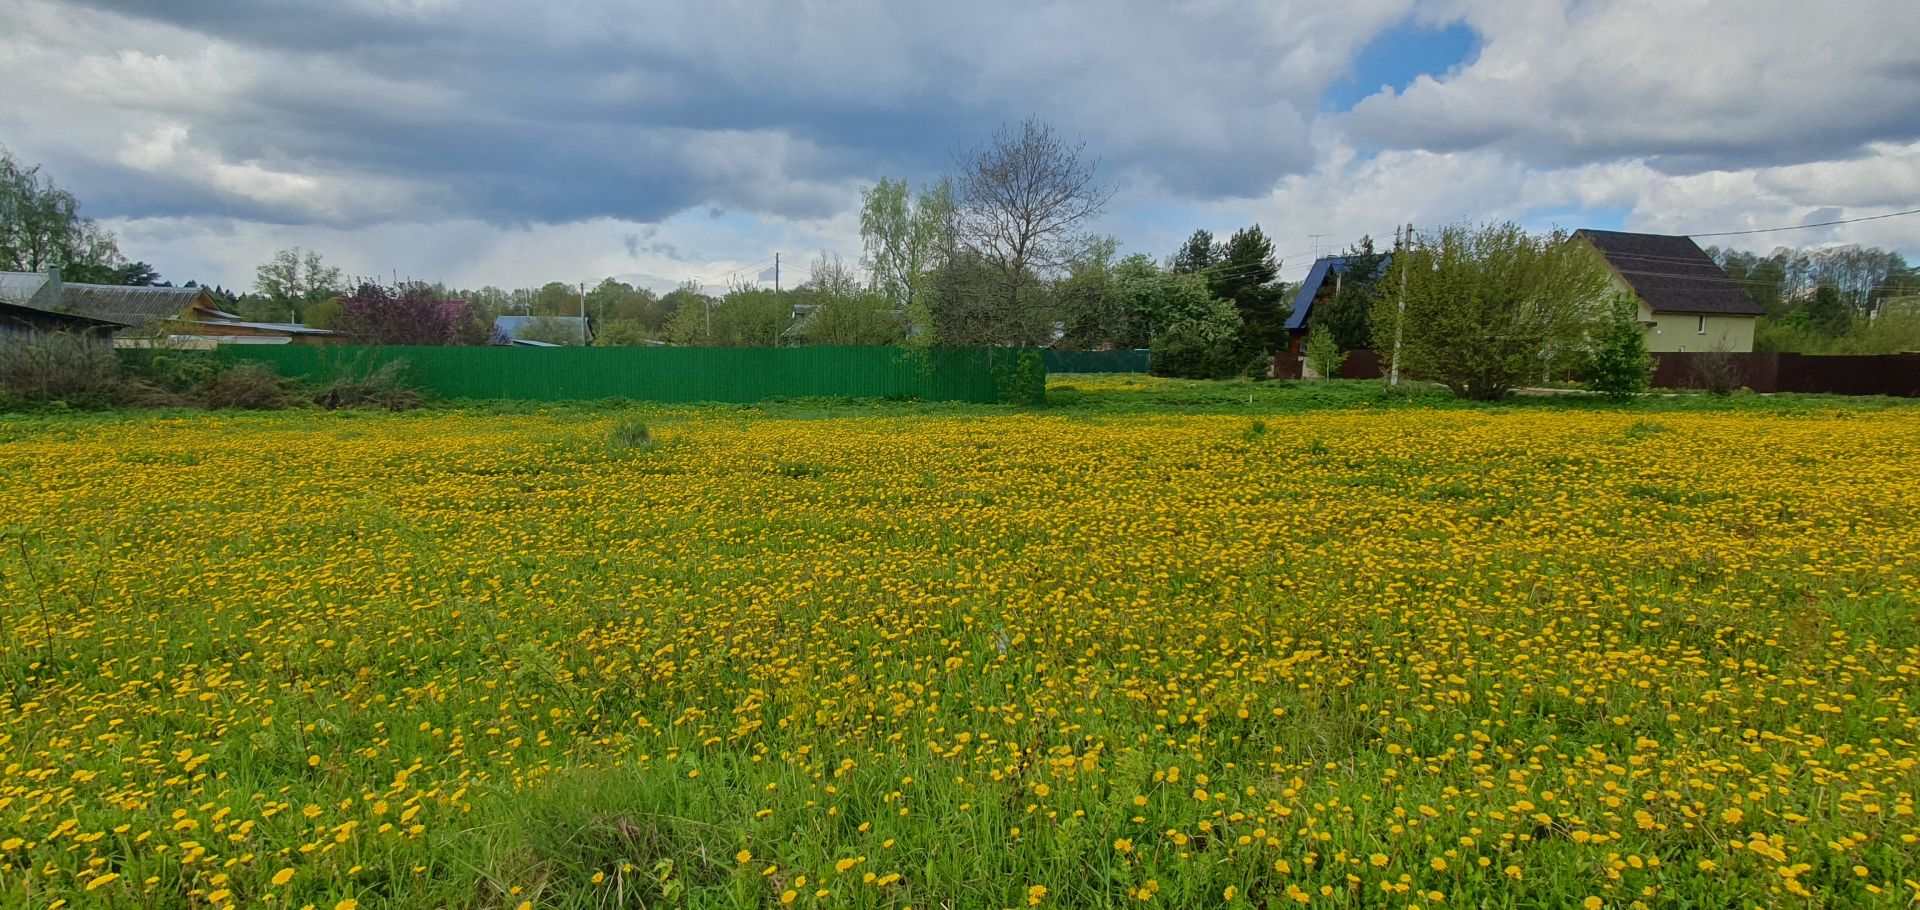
[1043,349,1150,373]
[211,345,1034,403]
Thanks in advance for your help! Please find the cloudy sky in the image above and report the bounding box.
[3,0,1917,293]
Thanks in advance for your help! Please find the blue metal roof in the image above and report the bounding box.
[1284,258,1338,331]
[1283,255,1391,332]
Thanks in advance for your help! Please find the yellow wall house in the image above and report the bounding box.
[1573,229,1765,352]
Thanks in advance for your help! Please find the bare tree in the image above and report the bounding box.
[947,118,1112,344]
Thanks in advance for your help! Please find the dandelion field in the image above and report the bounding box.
[2,390,1919,908]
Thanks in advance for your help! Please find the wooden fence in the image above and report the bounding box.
[1275,350,1920,396]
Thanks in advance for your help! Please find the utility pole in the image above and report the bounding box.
[578,281,587,346]
[1389,223,1411,387]
[774,252,781,297]
[1308,233,1330,260]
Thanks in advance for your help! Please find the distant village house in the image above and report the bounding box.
[1279,228,1763,377]
[0,267,342,347]
[1572,229,1764,353]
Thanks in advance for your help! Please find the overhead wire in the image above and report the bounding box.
[1685,208,1920,238]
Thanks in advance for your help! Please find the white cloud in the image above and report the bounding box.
[6,0,1917,288]
[1192,136,1920,284]
[101,206,866,294]
[109,123,443,222]
[1345,0,1920,170]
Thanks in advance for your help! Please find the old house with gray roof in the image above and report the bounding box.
[0,267,341,346]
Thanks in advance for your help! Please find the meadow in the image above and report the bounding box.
[1,379,1918,908]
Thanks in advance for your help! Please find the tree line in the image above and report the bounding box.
[11,133,1916,389]
[1710,245,1920,354]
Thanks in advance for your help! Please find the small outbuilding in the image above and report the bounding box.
[0,300,125,345]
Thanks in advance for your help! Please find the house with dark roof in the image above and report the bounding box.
[0,267,342,346]
[1275,254,1391,377]
[0,300,125,345]
[1573,229,1765,352]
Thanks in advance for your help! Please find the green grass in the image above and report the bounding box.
[0,377,1917,909]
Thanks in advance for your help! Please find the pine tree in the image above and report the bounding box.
[1170,229,1219,275]
[1208,225,1288,367]
[1804,284,1854,337]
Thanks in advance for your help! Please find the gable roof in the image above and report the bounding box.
[57,284,216,327]
[1574,229,1765,316]
[179,319,339,336]
[1,272,223,327]
[1284,254,1391,331]
[0,272,52,308]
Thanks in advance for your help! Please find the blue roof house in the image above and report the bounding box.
[1277,254,1391,378]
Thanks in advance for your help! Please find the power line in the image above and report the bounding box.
[720,256,777,279]
[1685,207,1920,238]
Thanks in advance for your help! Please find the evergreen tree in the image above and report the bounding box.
[1170,229,1219,275]
[1804,284,1853,337]
[1583,295,1652,401]
[1207,225,1288,367]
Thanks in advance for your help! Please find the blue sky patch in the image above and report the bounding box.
[1324,20,1479,112]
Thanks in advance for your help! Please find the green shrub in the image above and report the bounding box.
[0,332,124,407]
[1303,331,1348,379]
[993,350,1046,405]
[1583,296,1652,401]
[1150,312,1251,380]
[609,417,654,451]
[117,348,220,393]
[312,357,423,411]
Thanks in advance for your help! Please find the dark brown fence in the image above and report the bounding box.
[1274,349,1920,396]
[1272,349,1384,381]
[1653,352,1920,396]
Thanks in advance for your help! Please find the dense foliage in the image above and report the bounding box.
[1582,295,1654,400]
[1373,223,1614,400]
[1713,244,1920,354]
[1309,236,1388,352]
[0,148,121,275]
[1302,330,1346,379]
[338,282,493,346]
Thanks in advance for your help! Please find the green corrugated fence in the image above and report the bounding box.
[1043,349,1150,373]
[210,344,1043,404]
